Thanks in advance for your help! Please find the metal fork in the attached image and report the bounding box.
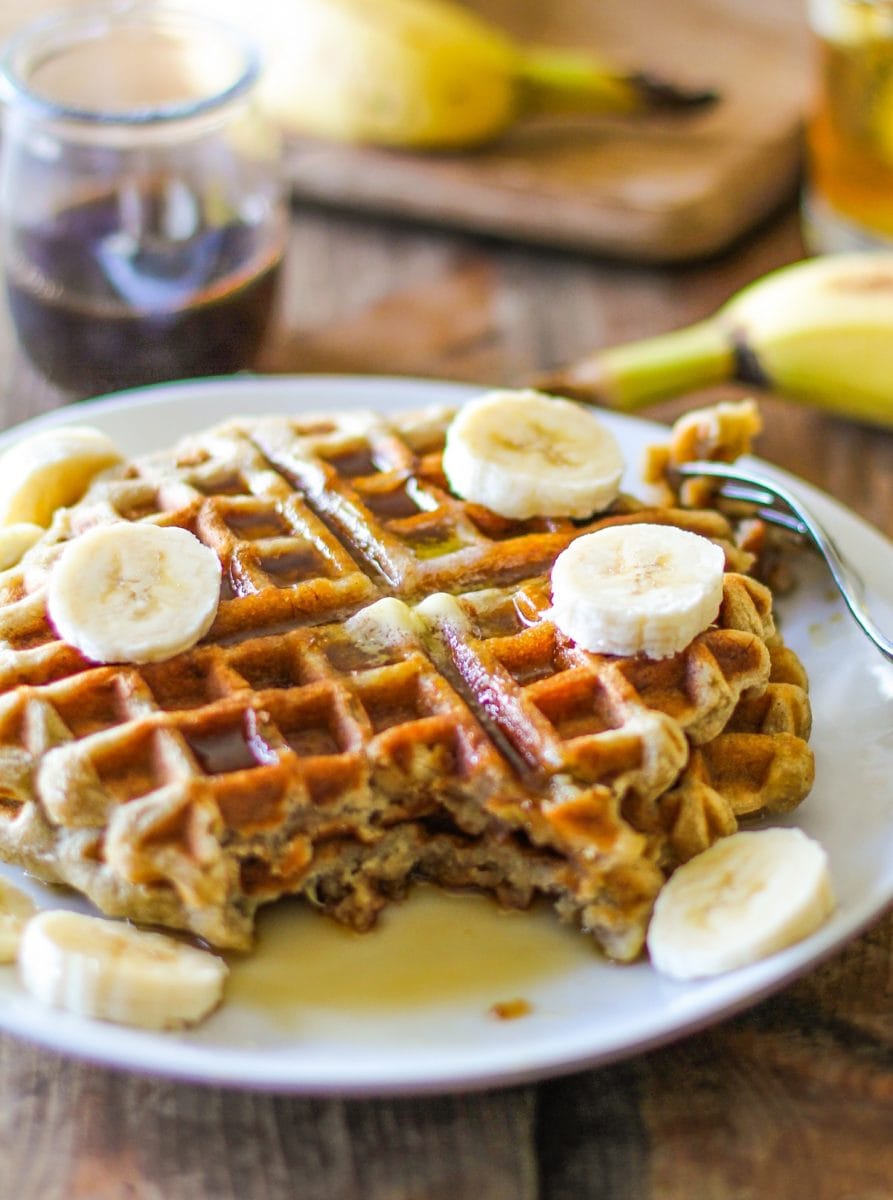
[670,460,893,663]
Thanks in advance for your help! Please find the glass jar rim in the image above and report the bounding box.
[0,3,262,127]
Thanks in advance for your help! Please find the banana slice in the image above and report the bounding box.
[550,524,725,658]
[441,389,625,519]
[47,523,222,664]
[0,877,38,963]
[18,910,228,1029]
[0,522,43,571]
[647,828,835,980]
[0,426,122,527]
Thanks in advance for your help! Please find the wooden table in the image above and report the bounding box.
[0,194,892,1198]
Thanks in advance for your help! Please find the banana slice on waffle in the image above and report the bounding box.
[550,524,726,659]
[47,523,222,664]
[0,426,122,527]
[0,523,43,571]
[442,389,624,519]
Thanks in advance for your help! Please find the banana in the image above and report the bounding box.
[47,523,222,664]
[0,426,122,527]
[646,828,835,980]
[18,910,228,1029]
[549,524,725,659]
[0,522,43,571]
[189,0,715,149]
[546,252,893,431]
[0,878,37,963]
[442,389,625,520]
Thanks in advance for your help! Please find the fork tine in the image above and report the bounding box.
[681,477,809,536]
[669,462,808,533]
[671,461,893,663]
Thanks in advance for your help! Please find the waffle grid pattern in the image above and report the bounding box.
[0,405,815,961]
[242,412,758,597]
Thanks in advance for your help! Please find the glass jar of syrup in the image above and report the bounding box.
[0,5,287,397]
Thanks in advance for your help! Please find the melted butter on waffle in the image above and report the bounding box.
[0,402,814,963]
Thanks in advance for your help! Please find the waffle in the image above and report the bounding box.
[0,424,382,693]
[235,410,758,596]
[0,402,815,962]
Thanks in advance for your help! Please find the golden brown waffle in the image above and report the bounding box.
[0,424,381,691]
[0,402,815,962]
[635,678,815,866]
[0,591,662,958]
[236,410,757,597]
[416,568,811,862]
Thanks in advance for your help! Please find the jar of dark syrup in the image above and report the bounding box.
[0,5,287,396]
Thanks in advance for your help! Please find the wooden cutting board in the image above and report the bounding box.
[0,0,813,263]
[283,0,814,262]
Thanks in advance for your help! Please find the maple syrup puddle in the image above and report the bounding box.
[227,886,589,1020]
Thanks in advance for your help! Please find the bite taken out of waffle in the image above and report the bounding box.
[0,394,815,965]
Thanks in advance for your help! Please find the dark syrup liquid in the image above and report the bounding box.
[6,188,283,394]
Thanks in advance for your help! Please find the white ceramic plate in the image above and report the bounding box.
[1,375,892,1096]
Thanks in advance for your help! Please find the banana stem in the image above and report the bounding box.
[516,48,641,116]
[515,48,718,117]
[546,319,736,411]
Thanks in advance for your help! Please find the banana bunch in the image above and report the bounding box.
[546,252,893,430]
[190,0,715,149]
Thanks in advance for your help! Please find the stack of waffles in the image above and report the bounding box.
[0,402,814,961]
